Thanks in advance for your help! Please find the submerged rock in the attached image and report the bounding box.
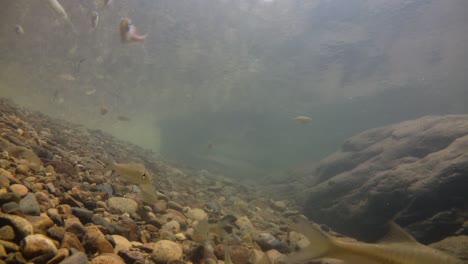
[152,240,182,263]
[20,234,57,260]
[304,115,468,242]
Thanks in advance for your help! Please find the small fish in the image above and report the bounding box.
[90,11,99,29]
[85,89,96,96]
[14,24,24,35]
[117,115,131,122]
[207,143,214,150]
[108,162,153,185]
[293,115,312,125]
[100,105,108,115]
[75,58,86,73]
[58,73,75,81]
[283,218,464,264]
[119,17,147,43]
[47,0,76,33]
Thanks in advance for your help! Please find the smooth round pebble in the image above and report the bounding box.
[187,208,208,221]
[20,234,57,259]
[111,235,132,254]
[9,184,29,196]
[108,197,138,214]
[91,253,125,264]
[152,240,183,263]
[0,225,15,241]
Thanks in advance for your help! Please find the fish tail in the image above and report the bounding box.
[284,219,334,263]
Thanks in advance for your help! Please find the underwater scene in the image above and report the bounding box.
[0,0,467,263]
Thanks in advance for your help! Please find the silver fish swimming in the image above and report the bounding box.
[109,162,153,185]
[90,11,99,29]
[47,0,76,33]
[284,218,464,264]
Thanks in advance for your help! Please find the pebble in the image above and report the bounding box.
[187,208,208,221]
[0,225,15,241]
[162,220,181,233]
[35,191,55,211]
[57,204,72,215]
[272,201,287,211]
[153,200,167,213]
[2,201,21,214]
[72,207,94,224]
[235,216,255,232]
[58,251,89,264]
[0,244,6,258]
[46,247,69,264]
[167,201,184,211]
[255,233,288,252]
[19,192,41,215]
[0,239,20,252]
[0,174,10,188]
[96,183,113,196]
[118,249,145,264]
[25,214,54,234]
[20,234,57,260]
[83,225,114,254]
[16,164,30,175]
[0,214,34,242]
[8,184,29,196]
[152,240,183,263]
[91,253,126,264]
[92,215,129,237]
[111,235,132,254]
[61,232,85,252]
[108,197,138,215]
[0,192,21,204]
[47,226,65,241]
[4,251,27,263]
[64,221,86,240]
[175,233,186,241]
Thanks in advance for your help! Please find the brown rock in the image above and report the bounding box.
[25,214,54,234]
[57,204,72,215]
[0,168,13,179]
[58,251,89,264]
[167,201,184,211]
[0,213,34,242]
[9,184,29,196]
[20,234,57,260]
[47,226,65,241]
[16,164,30,175]
[111,235,131,254]
[46,247,69,264]
[91,253,125,264]
[0,244,6,258]
[108,197,138,215]
[153,200,167,213]
[152,240,182,263]
[61,232,85,252]
[0,225,15,241]
[118,250,145,264]
[83,226,114,254]
[35,191,55,211]
[0,239,20,252]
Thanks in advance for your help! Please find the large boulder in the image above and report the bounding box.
[304,115,468,243]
